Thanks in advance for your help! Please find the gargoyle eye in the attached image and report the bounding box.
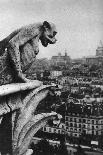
[53,31,57,36]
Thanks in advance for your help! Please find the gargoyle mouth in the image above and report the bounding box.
[46,36,57,44]
[40,35,57,47]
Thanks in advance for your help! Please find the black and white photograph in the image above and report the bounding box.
[0,0,103,155]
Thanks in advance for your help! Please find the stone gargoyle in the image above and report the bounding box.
[0,21,61,155]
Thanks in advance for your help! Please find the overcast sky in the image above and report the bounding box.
[0,0,103,59]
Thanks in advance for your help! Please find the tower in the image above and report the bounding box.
[65,49,67,57]
[96,41,103,56]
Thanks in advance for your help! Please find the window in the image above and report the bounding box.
[92,120,94,124]
[79,129,81,132]
[79,124,81,128]
[83,119,86,123]
[92,126,94,130]
[49,128,51,133]
[70,123,73,127]
[74,129,77,132]
[88,119,90,123]
[66,122,68,126]
[62,125,64,129]
[96,131,98,135]
[79,119,81,123]
[74,123,77,127]
[54,129,57,133]
[74,118,76,122]
[70,128,73,131]
[74,134,77,137]
[83,130,86,134]
[65,117,68,121]
[66,126,68,130]
[70,118,72,122]
[83,124,85,128]
[58,130,61,134]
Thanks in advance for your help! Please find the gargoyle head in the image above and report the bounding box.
[40,21,57,47]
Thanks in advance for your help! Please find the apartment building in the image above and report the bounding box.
[65,113,103,137]
[42,114,103,138]
[51,52,71,66]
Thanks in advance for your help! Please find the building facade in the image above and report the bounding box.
[42,114,103,138]
[65,114,103,138]
[51,52,71,66]
[43,124,66,135]
[85,56,103,66]
[86,41,103,65]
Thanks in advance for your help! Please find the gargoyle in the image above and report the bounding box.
[0,21,57,84]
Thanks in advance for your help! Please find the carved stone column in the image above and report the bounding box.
[0,81,61,155]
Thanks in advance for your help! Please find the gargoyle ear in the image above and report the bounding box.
[43,21,51,29]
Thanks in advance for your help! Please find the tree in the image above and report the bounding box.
[32,138,55,155]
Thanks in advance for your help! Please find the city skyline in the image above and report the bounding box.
[0,0,103,59]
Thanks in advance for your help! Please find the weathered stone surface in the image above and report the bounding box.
[0,82,60,155]
[0,81,42,97]
[14,112,57,155]
[0,21,58,155]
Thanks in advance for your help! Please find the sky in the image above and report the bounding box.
[0,0,103,59]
